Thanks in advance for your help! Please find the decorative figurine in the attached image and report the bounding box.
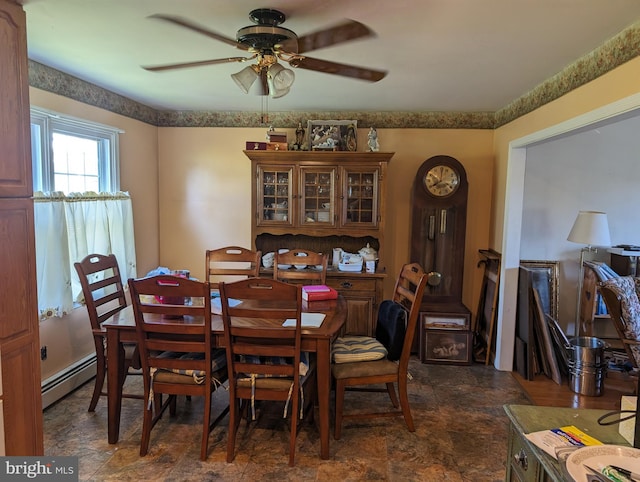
[266,125,275,141]
[294,122,305,150]
[367,127,379,152]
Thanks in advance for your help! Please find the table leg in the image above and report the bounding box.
[106,329,125,444]
[316,338,331,459]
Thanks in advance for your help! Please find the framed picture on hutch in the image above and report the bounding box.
[308,120,357,151]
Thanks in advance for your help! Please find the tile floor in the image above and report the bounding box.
[43,359,531,481]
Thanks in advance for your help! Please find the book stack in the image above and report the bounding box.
[302,284,338,301]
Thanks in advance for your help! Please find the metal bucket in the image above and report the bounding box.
[566,336,606,366]
[565,336,607,396]
[569,363,606,396]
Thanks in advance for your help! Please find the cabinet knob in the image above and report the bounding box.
[513,448,528,470]
[340,281,353,289]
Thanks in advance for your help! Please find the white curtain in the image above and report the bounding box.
[34,191,137,320]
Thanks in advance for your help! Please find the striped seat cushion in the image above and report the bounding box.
[332,336,388,364]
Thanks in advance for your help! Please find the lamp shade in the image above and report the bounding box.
[567,210,611,246]
[267,63,294,98]
[231,65,259,94]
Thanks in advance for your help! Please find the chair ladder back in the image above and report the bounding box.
[393,263,428,366]
[128,275,212,370]
[205,246,261,287]
[220,278,302,380]
[75,253,127,330]
[274,249,328,285]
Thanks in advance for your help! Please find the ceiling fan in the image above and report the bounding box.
[142,8,387,98]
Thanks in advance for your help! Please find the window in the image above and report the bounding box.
[30,107,121,193]
[30,107,136,320]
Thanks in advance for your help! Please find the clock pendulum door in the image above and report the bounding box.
[410,155,472,363]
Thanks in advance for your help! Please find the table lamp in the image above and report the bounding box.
[567,210,611,328]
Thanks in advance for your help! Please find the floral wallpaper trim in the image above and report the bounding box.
[495,21,640,127]
[28,21,640,129]
[28,60,159,125]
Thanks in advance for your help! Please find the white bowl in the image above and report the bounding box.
[277,249,291,269]
[262,252,274,268]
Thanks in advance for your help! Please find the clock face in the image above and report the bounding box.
[424,165,460,197]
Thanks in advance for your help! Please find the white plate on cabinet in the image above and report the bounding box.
[566,445,640,482]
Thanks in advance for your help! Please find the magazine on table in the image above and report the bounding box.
[524,425,603,459]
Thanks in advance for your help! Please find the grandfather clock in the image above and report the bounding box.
[410,155,471,362]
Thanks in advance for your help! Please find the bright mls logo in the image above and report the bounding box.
[1,457,77,481]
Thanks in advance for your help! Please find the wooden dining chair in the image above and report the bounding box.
[273,248,328,285]
[332,262,427,439]
[74,253,143,412]
[219,278,315,466]
[205,246,262,288]
[128,275,229,460]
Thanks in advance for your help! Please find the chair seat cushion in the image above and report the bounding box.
[332,358,398,379]
[154,348,227,384]
[237,376,298,390]
[154,367,228,385]
[332,336,388,364]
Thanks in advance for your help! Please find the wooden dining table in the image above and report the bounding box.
[102,295,347,460]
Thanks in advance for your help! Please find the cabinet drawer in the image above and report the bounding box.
[507,425,542,482]
[326,278,377,293]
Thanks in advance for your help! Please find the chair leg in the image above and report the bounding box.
[397,376,415,432]
[289,387,300,467]
[334,379,345,440]
[89,354,106,412]
[226,396,240,463]
[386,382,400,408]
[200,391,212,461]
[140,403,153,456]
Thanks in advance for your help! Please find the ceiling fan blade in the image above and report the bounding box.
[148,14,247,50]
[296,20,375,54]
[143,57,249,72]
[289,56,387,82]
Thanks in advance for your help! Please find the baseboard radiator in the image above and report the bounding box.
[41,354,96,409]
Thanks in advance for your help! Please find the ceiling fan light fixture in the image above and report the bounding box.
[267,63,295,98]
[231,64,261,94]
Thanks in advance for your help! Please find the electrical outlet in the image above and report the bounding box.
[40,346,47,361]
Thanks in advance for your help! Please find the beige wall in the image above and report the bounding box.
[157,127,495,311]
[30,87,159,380]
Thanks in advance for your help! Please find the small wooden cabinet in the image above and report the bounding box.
[325,273,384,336]
[504,404,631,482]
[246,150,392,336]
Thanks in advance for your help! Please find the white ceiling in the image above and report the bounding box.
[21,0,640,113]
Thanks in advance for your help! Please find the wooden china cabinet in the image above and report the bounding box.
[0,0,45,455]
[245,150,393,336]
